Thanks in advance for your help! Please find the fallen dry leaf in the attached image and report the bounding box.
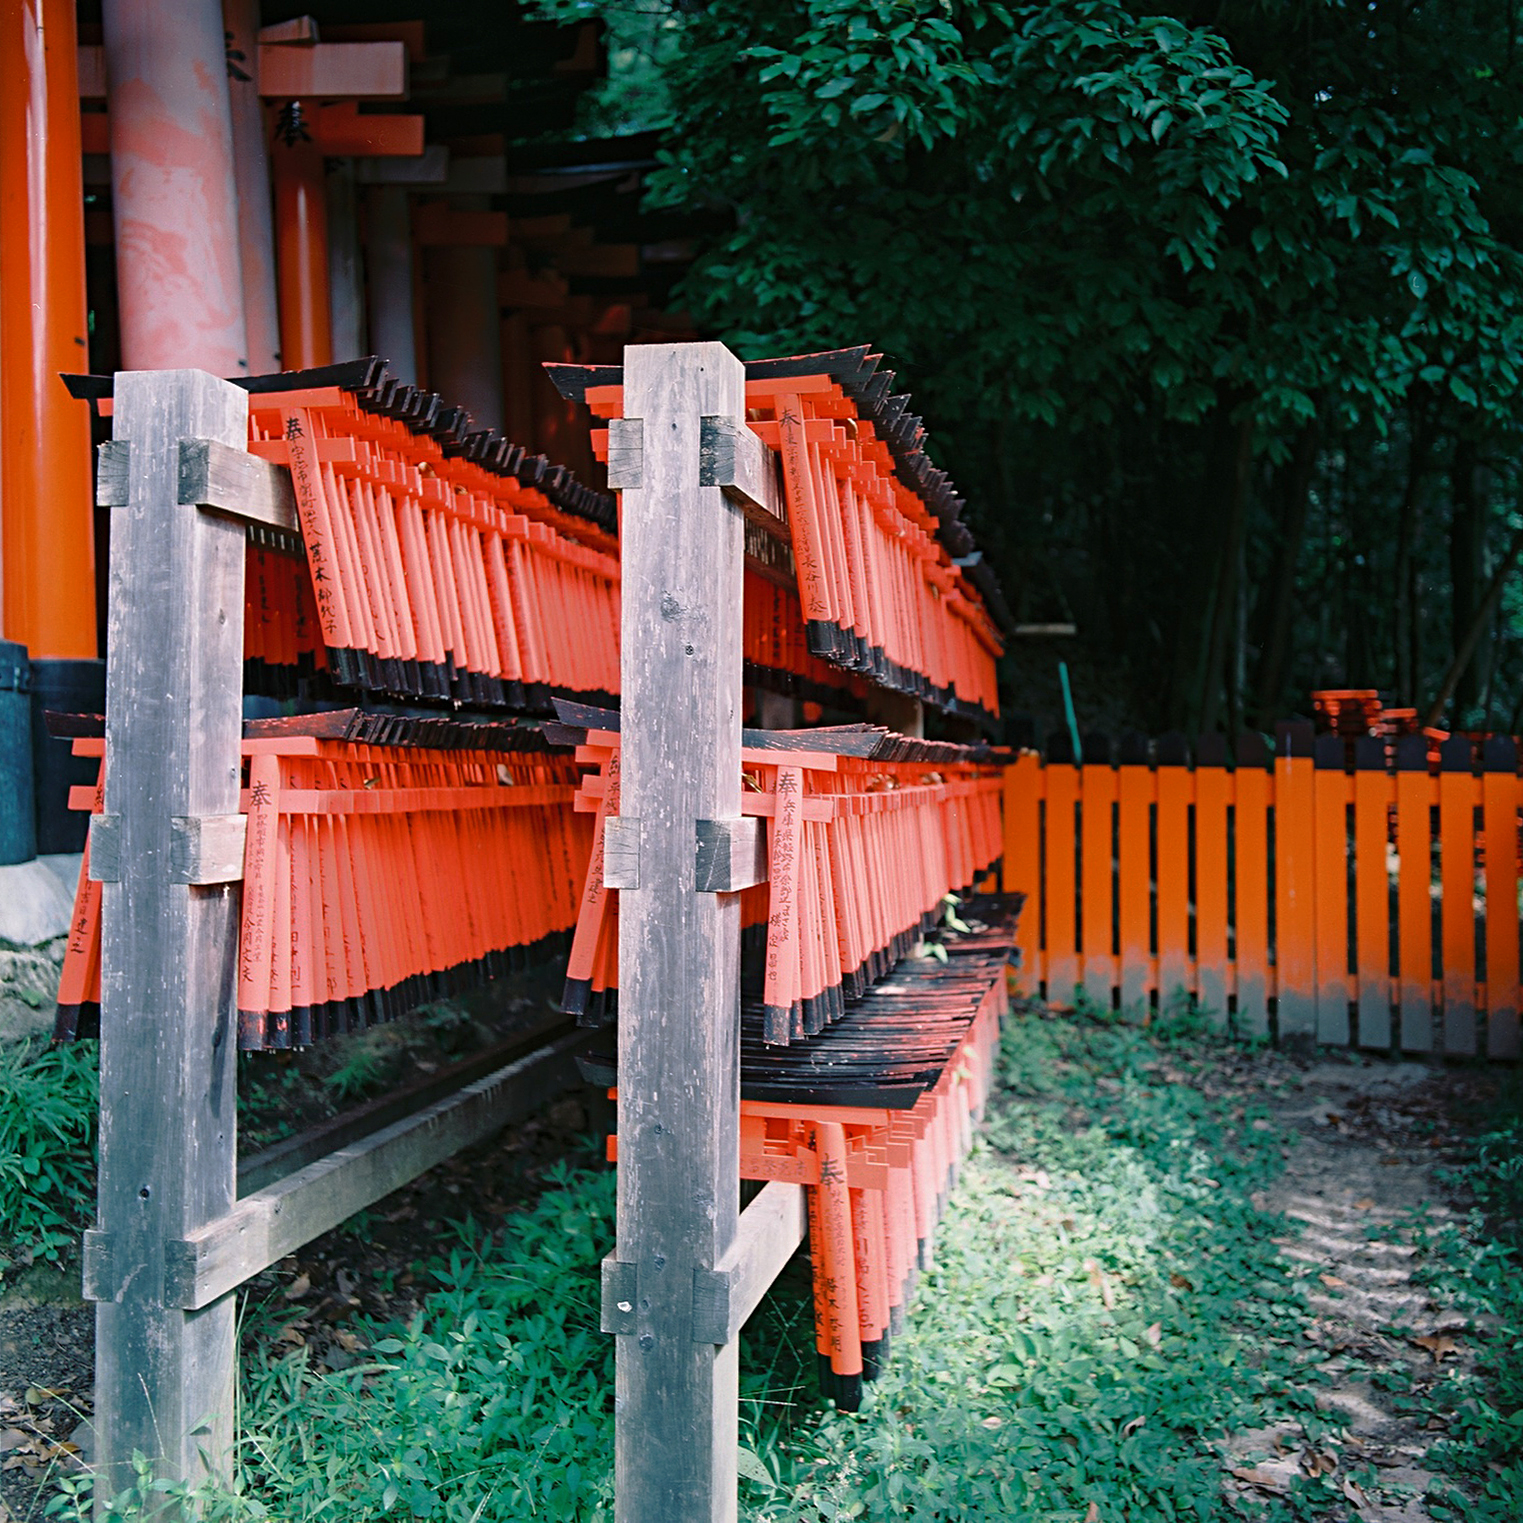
[1301,1448,1338,1476]
[1353,1197,1376,1210]
[1412,1334,1458,1361]
[1085,1504,1101,1523]
[1143,1322,1162,1348]
[1342,1476,1368,1507]
[1319,1273,1348,1290]
[1121,1415,1147,1437]
[283,1273,312,1301]
[1169,1271,1194,1291]
[1230,1466,1287,1494]
[1083,1259,1115,1310]
[980,1415,1002,1430]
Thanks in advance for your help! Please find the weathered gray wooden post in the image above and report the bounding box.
[599,341,785,1523]
[85,370,251,1500]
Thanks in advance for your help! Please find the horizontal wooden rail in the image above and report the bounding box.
[86,1029,585,1313]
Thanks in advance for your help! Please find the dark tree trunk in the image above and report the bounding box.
[1427,520,1523,728]
[1392,400,1434,705]
[1449,439,1486,720]
[1197,410,1255,733]
[1252,420,1318,726]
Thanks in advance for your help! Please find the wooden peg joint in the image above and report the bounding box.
[603,816,641,889]
[601,1257,638,1334]
[179,439,299,533]
[694,816,767,892]
[88,814,122,882]
[699,416,785,524]
[606,418,643,490]
[170,814,248,885]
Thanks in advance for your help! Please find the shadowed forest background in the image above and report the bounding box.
[528,0,1523,740]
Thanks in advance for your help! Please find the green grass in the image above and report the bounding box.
[736,1004,1336,1522]
[47,1001,1350,1522]
[0,1036,98,1269]
[1411,1081,1523,1523]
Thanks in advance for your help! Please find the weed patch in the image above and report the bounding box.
[0,1037,98,1270]
[737,1005,1320,1521]
[1412,1084,1523,1522]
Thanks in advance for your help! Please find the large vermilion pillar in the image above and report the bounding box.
[223,0,280,373]
[0,0,97,658]
[270,111,332,371]
[102,0,249,374]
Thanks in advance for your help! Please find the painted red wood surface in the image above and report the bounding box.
[1002,742,1521,1056]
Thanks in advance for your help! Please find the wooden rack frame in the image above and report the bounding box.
[84,348,859,1522]
[597,342,805,1523]
[81,369,582,1500]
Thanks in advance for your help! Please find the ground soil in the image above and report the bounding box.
[0,1024,1505,1522]
[1215,1047,1501,1521]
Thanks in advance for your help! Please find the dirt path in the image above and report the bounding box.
[1220,1053,1490,1520]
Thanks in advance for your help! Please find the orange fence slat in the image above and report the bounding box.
[1352,739,1392,1049]
[1438,740,1478,1056]
[1395,737,1434,1052]
[1274,724,1317,1040]
[1044,762,1079,1005]
[1116,745,1152,1012]
[1481,741,1520,1060]
[1155,740,1191,1006]
[1194,740,1230,1024]
[1234,735,1272,1037]
[1079,758,1116,1003]
[1312,737,1350,1046]
[1002,753,1042,993]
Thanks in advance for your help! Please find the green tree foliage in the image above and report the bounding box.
[536,0,1523,732]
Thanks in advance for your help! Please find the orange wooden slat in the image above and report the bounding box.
[1312,737,1350,1046]
[1044,763,1080,1005]
[1194,748,1231,1025]
[1115,746,1152,1012]
[1234,735,1272,1037]
[1079,759,1117,1004]
[1481,741,1520,1060]
[1274,724,1317,1040]
[1352,739,1392,1049]
[1002,754,1042,994]
[1155,741,1191,1008]
[1395,736,1434,1052]
[1438,739,1478,1055]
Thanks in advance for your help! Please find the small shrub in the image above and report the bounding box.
[0,1037,98,1267]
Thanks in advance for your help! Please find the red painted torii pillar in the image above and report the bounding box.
[101,0,250,374]
[0,0,96,660]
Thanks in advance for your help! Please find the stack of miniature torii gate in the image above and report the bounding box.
[54,710,593,1047]
[58,346,1012,1523]
[555,703,1005,1041]
[540,339,1016,1504]
[558,702,1010,1408]
[553,344,1007,727]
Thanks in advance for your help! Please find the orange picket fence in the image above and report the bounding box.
[1001,723,1521,1059]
